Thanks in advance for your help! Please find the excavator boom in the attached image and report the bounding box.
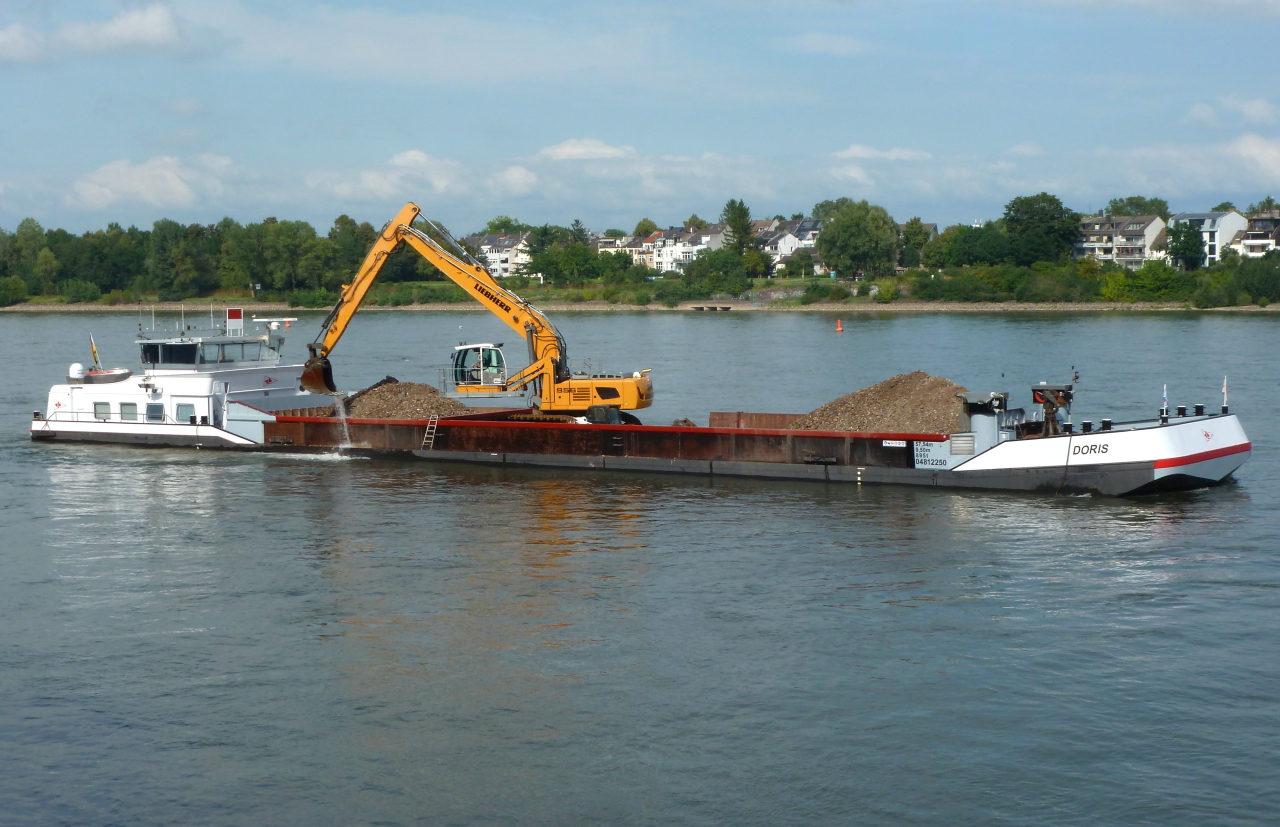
[300,202,653,414]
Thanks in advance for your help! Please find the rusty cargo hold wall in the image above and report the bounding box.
[263,413,939,472]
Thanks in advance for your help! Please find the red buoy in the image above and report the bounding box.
[836,319,843,332]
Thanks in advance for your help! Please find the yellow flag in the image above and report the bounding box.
[90,334,101,369]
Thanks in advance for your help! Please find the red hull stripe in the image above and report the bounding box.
[1154,442,1251,469]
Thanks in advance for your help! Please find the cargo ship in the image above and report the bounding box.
[238,383,1249,497]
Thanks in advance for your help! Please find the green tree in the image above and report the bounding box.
[790,212,804,221]
[815,200,898,277]
[1002,192,1080,262]
[1248,196,1278,213]
[633,218,659,237]
[1166,221,1206,271]
[603,228,626,238]
[1106,195,1171,221]
[33,248,60,290]
[328,214,377,271]
[921,225,962,268]
[146,219,188,291]
[681,248,750,295]
[1211,201,1237,213]
[721,198,755,255]
[12,218,47,289]
[948,225,1010,266]
[0,275,27,305]
[810,197,857,224]
[900,216,931,251]
[483,216,532,234]
[569,219,589,244]
[685,214,708,230]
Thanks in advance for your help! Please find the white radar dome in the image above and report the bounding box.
[68,363,85,380]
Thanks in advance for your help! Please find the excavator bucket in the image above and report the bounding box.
[300,355,338,395]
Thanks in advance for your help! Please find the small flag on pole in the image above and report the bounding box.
[89,334,101,370]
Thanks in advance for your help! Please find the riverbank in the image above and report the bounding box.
[3,299,1278,314]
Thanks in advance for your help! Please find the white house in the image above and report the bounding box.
[1227,210,1280,258]
[650,225,729,273]
[759,229,800,266]
[1072,214,1167,269]
[464,232,531,278]
[1166,210,1247,266]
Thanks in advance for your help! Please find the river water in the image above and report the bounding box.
[1,309,1277,826]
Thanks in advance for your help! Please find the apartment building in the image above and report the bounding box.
[463,232,531,278]
[1166,210,1247,266]
[1227,210,1280,258]
[1072,214,1167,269]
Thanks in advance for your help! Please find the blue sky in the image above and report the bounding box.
[1,0,1278,235]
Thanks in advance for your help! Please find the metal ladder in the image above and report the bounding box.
[420,415,439,450]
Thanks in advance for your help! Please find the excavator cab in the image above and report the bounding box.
[452,344,507,387]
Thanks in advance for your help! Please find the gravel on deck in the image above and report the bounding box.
[790,371,968,434]
[318,377,468,420]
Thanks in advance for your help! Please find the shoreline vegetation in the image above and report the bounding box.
[3,297,1276,314]
[3,193,1278,314]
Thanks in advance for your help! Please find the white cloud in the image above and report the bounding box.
[778,33,868,57]
[831,165,873,186]
[1054,0,1280,13]
[56,5,186,55]
[167,97,204,116]
[306,150,463,200]
[176,2,669,88]
[541,139,636,161]
[489,166,538,196]
[68,154,233,209]
[1227,133,1280,183]
[1,5,218,64]
[1008,142,1043,156]
[1181,102,1219,126]
[834,144,931,161]
[1220,95,1277,125]
[0,23,44,63]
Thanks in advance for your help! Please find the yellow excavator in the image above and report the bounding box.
[300,202,654,418]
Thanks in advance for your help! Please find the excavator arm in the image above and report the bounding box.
[301,202,653,414]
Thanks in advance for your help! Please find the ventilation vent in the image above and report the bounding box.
[950,434,975,455]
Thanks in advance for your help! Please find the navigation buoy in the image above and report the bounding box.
[836,319,843,332]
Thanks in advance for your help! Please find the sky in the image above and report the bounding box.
[1,0,1278,236]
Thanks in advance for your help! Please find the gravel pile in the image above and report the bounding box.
[322,377,468,420]
[790,371,968,434]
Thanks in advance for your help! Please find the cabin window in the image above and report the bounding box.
[93,402,111,421]
[161,344,198,364]
[146,403,165,423]
[120,403,138,422]
[140,344,160,364]
[176,403,196,423]
[242,342,261,361]
[220,344,240,362]
[202,344,221,363]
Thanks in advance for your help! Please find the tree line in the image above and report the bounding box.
[1,193,1277,309]
[0,214,447,306]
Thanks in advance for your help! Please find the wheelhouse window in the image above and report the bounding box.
[120,403,138,422]
[140,344,160,364]
[160,344,198,364]
[93,402,111,421]
[176,403,196,423]
[146,404,165,423]
[201,343,221,363]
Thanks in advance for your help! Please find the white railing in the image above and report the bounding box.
[37,410,207,426]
